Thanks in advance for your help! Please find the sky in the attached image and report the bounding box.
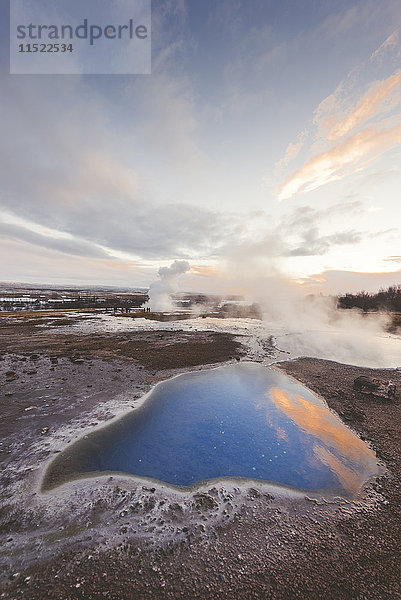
[1,0,401,295]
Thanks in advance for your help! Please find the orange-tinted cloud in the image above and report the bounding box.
[190,264,221,277]
[299,268,401,294]
[278,119,401,200]
[257,387,377,492]
[270,388,375,462]
[322,70,401,141]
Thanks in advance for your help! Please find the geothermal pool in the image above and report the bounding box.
[43,364,382,495]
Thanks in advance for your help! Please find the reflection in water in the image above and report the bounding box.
[43,363,382,496]
[312,445,361,494]
[270,388,370,458]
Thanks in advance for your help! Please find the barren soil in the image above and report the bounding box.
[0,312,400,599]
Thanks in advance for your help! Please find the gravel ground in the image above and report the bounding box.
[0,312,400,599]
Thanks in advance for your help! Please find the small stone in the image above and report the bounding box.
[194,493,218,509]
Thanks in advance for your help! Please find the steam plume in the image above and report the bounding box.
[216,249,398,367]
[147,260,190,311]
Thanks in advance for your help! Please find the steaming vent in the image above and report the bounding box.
[145,260,190,313]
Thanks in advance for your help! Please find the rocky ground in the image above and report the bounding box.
[0,311,400,599]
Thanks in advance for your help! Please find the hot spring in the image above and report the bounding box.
[42,363,382,496]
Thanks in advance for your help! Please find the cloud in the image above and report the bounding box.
[0,221,111,259]
[1,2,398,291]
[280,201,363,257]
[0,76,239,262]
[368,228,398,239]
[135,74,206,169]
[278,119,401,200]
[320,1,401,38]
[383,255,401,263]
[321,4,362,36]
[321,70,401,141]
[300,268,401,294]
[274,139,304,176]
[288,229,362,257]
[150,0,190,73]
[275,28,401,201]
[189,265,221,278]
[0,237,148,287]
[216,201,365,269]
[370,30,399,62]
[0,0,224,264]
[1,62,362,273]
[283,200,362,228]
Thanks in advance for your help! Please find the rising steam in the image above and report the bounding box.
[215,252,400,368]
[147,260,190,312]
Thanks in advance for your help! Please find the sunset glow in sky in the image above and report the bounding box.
[1,0,401,294]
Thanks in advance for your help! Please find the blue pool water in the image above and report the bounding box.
[43,363,382,495]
